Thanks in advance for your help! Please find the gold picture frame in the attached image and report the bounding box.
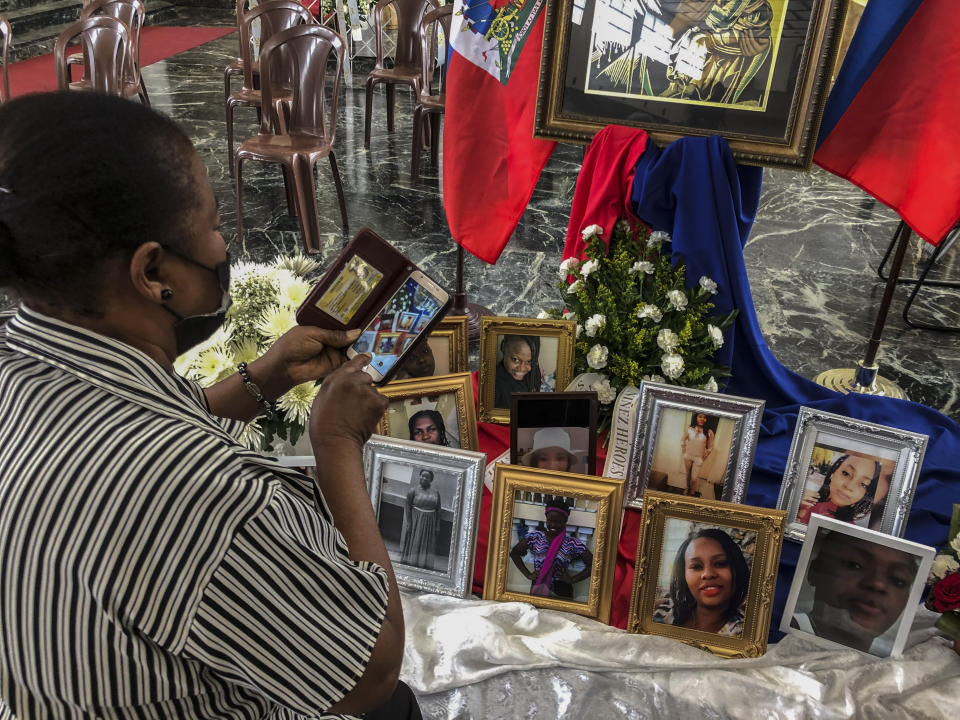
[483,464,624,624]
[376,372,479,451]
[478,316,577,424]
[429,316,469,375]
[627,490,786,657]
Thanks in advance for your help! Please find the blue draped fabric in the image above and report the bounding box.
[630,136,960,636]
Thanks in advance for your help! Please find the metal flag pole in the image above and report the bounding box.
[448,243,492,341]
[814,220,911,399]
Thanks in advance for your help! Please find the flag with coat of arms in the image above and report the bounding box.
[443,0,557,264]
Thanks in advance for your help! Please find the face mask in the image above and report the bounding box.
[161,247,233,356]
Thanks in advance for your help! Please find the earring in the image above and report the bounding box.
[161,289,173,300]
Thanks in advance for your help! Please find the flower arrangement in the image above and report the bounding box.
[545,221,736,430]
[926,504,960,646]
[175,255,320,453]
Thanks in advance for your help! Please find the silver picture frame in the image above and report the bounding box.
[625,381,765,509]
[776,407,928,543]
[363,435,486,597]
[780,515,934,658]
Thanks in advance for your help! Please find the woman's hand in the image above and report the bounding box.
[798,490,819,517]
[309,353,388,449]
[250,326,360,401]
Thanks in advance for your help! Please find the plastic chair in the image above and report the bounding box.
[0,16,10,104]
[55,16,131,97]
[235,23,348,254]
[410,4,451,181]
[223,0,258,106]
[226,0,313,176]
[364,0,438,149]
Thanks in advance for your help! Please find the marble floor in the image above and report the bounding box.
[7,7,960,420]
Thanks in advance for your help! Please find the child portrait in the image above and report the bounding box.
[516,427,589,475]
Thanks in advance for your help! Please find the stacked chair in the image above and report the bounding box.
[223,0,258,106]
[410,3,451,181]
[0,16,10,104]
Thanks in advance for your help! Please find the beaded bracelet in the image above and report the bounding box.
[237,362,275,417]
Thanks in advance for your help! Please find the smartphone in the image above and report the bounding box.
[346,270,450,384]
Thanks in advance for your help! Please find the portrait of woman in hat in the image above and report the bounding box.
[519,427,587,474]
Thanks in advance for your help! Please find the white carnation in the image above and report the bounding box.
[615,220,631,233]
[559,257,580,279]
[666,289,688,311]
[591,375,618,405]
[576,324,583,339]
[661,352,684,379]
[586,344,609,370]
[584,313,606,338]
[647,230,670,249]
[704,376,719,393]
[637,304,663,322]
[537,310,550,319]
[657,328,679,353]
[581,224,603,239]
[951,535,960,555]
[630,260,655,275]
[931,553,960,580]
[643,374,666,384]
[707,324,724,348]
[567,280,580,295]
[699,276,719,294]
[579,259,599,278]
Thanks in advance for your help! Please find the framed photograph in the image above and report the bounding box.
[354,330,376,355]
[375,332,399,354]
[363,435,486,597]
[510,392,599,475]
[394,315,469,380]
[780,515,935,658]
[376,372,479,451]
[396,310,419,332]
[625,381,764,509]
[776,407,928,543]
[483,464,624,623]
[627,490,786,657]
[535,0,847,169]
[478,316,577,424]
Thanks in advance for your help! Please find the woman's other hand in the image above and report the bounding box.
[252,326,361,400]
[309,353,388,449]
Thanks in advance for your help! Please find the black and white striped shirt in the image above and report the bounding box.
[0,306,389,719]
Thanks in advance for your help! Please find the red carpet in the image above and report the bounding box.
[9,26,236,97]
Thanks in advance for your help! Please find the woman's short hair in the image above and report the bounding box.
[670,528,750,627]
[407,409,449,446]
[0,92,200,316]
[816,453,881,522]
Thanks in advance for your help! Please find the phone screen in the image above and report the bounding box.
[351,276,444,377]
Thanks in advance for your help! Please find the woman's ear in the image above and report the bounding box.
[128,242,168,304]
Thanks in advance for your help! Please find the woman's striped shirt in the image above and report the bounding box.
[0,307,389,719]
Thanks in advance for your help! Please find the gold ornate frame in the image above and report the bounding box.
[430,316,470,374]
[627,490,786,657]
[483,465,624,624]
[376,372,480,451]
[535,0,848,169]
[478,316,577,424]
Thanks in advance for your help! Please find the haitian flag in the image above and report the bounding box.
[443,0,557,263]
[813,0,960,245]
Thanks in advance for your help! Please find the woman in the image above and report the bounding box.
[797,452,881,526]
[494,334,542,408]
[509,498,593,599]
[400,468,443,570]
[660,528,750,637]
[681,412,715,496]
[0,93,409,718]
[520,426,582,472]
[408,408,449,446]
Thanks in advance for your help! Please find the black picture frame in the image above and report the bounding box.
[510,391,599,475]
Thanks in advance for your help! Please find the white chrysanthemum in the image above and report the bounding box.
[584,313,606,338]
[257,305,297,344]
[637,303,663,323]
[278,254,320,278]
[537,310,550,319]
[699,276,719,294]
[277,381,320,427]
[661,352,684,379]
[232,260,271,284]
[707,324,724,348]
[951,535,960,555]
[579,259,599,278]
[173,346,201,376]
[567,280,580,295]
[647,230,670,249]
[563,310,577,321]
[276,275,311,309]
[657,328,679,353]
[195,346,235,387]
[630,260,654,275]
[239,420,265,450]
[581,224,603,239]
[233,338,261,366]
[704,376,719,393]
[590,375,617,405]
[586,344,609,370]
[666,289,688,311]
[559,257,580,279]
[643,374,666,384]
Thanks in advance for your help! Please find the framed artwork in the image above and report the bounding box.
[478,316,577,424]
[393,315,470,380]
[376,372,479,451]
[396,310,420,332]
[776,407,928,543]
[483,464,624,623]
[780,515,934,658]
[627,490,786,657]
[510,392,599,475]
[375,332,399,354]
[626,381,764,509]
[363,435,486,597]
[535,0,848,169]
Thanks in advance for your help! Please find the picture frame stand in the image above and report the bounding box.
[449,243,492,341]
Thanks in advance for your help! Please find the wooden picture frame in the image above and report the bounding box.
[483,464,623,624]
[478,316,577,424]
[428,315,469,375]
[627,490,786,657]
[376,372,479,451]
[364,435,486,597]
[535,0,848,169]
[510,391,599,476]
[775,407,928,543]
[626,381,764,509]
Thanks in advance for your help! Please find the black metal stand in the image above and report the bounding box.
[448,243,492,341]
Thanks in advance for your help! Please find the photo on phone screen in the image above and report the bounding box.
[352,275,445,378]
